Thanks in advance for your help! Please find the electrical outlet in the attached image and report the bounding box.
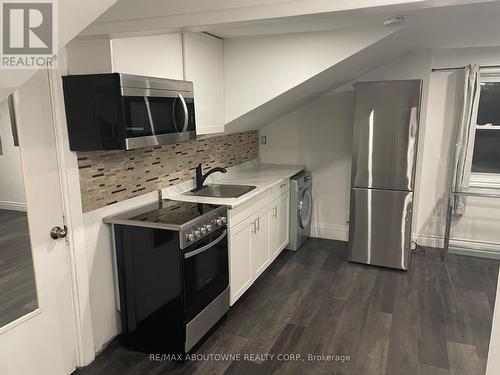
[261,136,267,145]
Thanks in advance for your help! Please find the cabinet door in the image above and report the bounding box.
[228,221,253,305]
[271,193,290,261]
[279,193,290,250]
[112,34,184,79]
[270,202,280,260]
[251,209,271,279]
[183,33,224,134]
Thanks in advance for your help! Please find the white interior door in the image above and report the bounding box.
[0,71,77,375]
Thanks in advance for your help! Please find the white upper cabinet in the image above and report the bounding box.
[67,33,225,135]
[111,34,184,80]
[183,33,225,135]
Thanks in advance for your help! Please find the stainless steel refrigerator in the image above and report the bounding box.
[348,80,422,270]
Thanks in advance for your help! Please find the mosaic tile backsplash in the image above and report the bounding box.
[77,131,259,212]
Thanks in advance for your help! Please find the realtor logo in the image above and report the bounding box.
[1,1,57,69]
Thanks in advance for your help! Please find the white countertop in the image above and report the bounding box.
[161,161,305,208]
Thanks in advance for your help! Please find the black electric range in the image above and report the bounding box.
[105,199,229,356]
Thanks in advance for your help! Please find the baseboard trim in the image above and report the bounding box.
[311,222,348,241]
[0,201,27,212]
[413,233,500,259]
[312,228,500,259]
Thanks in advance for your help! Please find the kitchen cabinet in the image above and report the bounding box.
[229,206,270,305]
[271,192,290,261]
[111,34,184,80]
[183,33,225,135]
[251,208,271,279]
[228,181,290,305]
[228,217,253,304]
[67,32,225,135]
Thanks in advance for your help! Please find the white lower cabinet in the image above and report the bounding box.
[228,221,253,304]
[228,187,290,305]
[251,208,271,279]
[271,192,290,261]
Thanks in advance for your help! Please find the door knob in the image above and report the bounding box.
[50,225,68,240]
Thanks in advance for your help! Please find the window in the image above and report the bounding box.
[470,77,500,187]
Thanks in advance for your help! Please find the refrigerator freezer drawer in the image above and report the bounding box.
[348,187,413,270]
[351,80,422,191]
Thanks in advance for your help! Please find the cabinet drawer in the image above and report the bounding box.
[271,179,290,200]
[228,188,272,228]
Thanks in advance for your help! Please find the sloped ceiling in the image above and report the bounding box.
[223,26,399,125]
[224,29,411,134]
[224,0,500,133]
[81,0,497,37]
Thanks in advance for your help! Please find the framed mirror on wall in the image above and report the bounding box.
[0,94,38,328]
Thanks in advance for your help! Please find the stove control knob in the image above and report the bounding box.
[195,230,202,238]
[216,219,223,226]
[201,227,207,235]
[187,233,195,242]
[206,224,213,232]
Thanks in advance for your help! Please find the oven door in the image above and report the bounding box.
[183,227,228,322]
[121,92,196,149]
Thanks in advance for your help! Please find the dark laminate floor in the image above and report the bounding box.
[0,209,37,327]
[76,238,499,375]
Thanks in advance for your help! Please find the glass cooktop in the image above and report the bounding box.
[130,200,220,225]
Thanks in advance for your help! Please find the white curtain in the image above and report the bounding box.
[452,64,481,215]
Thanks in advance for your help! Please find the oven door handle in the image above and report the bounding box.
[184,230,227,259]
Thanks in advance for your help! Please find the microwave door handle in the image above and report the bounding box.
[184,230,227,259]
[144,96,156,135]
[178,93,189,133]
[171,95,180,133]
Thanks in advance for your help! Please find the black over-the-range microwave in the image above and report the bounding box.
[62,73,196,151]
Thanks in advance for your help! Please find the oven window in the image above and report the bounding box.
[183,228,228,321]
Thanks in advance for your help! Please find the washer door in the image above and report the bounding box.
[298,188,312,229]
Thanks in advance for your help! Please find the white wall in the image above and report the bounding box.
[0,99,26,210]
[260,49,432,240]
[224,27,395,124]
[260,90,354,239]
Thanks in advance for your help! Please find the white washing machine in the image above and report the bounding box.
[287,170,312,251]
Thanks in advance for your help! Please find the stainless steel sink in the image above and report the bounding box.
[184,184,257,198]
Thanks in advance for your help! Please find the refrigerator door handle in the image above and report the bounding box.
[406,106,419,186]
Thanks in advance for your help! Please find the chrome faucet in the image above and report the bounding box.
[195,164,227,190]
